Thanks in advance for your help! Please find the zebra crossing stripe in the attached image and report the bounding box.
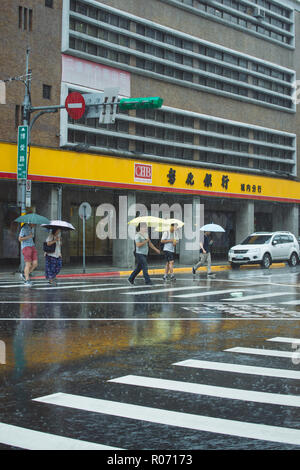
[108,375,300,407]
[33,392,300,446]
[225,347,295,358]
[222,292,294,301]
[123,286,208,295]
[36,283,122,290]
[174,289,247,299]
[267,337,300,345]
[0,283,50,288]
[0,280,93,288]
[79,284,162,293]
[173,359,300,380]
[0,422,122,450]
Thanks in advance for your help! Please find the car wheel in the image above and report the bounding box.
[230,262,240,269]
[261,253,271,269]
[288,252,298,267]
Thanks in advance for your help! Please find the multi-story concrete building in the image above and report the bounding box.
[1,0,300,268]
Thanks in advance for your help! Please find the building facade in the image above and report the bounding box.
[0,0,300,268]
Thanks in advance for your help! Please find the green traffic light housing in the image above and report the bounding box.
[119,96,163,110]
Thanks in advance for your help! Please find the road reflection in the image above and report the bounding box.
[0,281,300,376]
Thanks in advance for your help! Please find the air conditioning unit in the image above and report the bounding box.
[253,7,265,20]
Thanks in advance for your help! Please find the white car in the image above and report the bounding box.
[228,231,300,269]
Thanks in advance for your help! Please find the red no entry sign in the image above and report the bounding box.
[65,92,86,120]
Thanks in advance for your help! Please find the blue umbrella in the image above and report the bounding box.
[15,213,50,225]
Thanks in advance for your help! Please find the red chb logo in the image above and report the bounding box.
[134,163,152,183]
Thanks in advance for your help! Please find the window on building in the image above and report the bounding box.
[18,6,33,31]
[45,0,53,7]
[18,6,22,28]
[67,4,294,111]
[43,84,51,100]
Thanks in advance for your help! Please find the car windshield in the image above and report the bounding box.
[241,235,271,245]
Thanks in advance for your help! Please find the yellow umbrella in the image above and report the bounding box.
[155,218,184,231]
[128,216,163,227]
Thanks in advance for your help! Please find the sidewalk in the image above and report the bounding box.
[0,258,286,280]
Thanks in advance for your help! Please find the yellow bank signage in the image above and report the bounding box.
[1,143,300,203]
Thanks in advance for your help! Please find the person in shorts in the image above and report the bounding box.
[18,223,38,286]
[161,224,179,281]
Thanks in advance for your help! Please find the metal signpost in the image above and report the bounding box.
[79,202,92,273]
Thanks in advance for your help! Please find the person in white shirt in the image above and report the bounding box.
[44,228,62,285]
[161,224,179,281]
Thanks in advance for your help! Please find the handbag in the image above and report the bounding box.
[43,241,56,253]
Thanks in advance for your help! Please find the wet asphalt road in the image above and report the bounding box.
[0,265,300,451]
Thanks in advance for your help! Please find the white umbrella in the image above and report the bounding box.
[41,220,75,231]
[199,223,225,232]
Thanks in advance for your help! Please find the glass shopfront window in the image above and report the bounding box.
[69,204,112,260]
[1,203,20,259]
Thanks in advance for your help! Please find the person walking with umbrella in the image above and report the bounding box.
[192,231,215,278]
[44,228,62,285]
[18,222,38,286]
[128,222,160,285]
[192,223,225,277]
[192,223,225,278]
[161,223,179,282]
[41,220,75,286]
[16,213,51,287]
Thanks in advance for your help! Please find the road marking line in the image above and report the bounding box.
[0,281,115,289]
[0,422,122,450]
[36,283,122,290]
[79,284,162,292]
[280,300,300,305]
[174,289,248,299]
[197,279,261,286]
[173,359,300,380]
[267,337,300,344]
[123,286,209,295]
[0,317,299,321]
[33,392,300,446]
[225,347,295,358]
[108,374,300,407]
[0,283,49,288]
[222,292,294,301]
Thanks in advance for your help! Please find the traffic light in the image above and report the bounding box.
[119,96,163,111]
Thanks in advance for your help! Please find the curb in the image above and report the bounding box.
[31,262,287,280]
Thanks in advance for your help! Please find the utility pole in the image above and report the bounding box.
[17,48,58,273]
[17,47,31,273]
[21,47,31,213]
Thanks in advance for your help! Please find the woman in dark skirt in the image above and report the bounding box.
[45,228,62,285]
